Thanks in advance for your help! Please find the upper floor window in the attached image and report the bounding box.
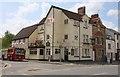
[100,38,103,45]
[83,21,88,29]
[47,35,50,39]
[108,43,111,49]
[117,43,119,49]
[83,35,89,43]
[64,34,68,39]
[23,39,25,43]
[95,37,99,45]
[40,27,44,31]
[64,19,68,24]
[73,21,79,26]
[117,35,119,40]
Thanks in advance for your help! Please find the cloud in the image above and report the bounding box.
[40,2,51,19]
[102,20,118,31]
[1,2,40,37]
[107,9,118,17]
[68,2,104,16]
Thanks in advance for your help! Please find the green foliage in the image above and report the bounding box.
[2,31,15,49]
[0,38,2,49]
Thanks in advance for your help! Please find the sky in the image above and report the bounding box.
[0,0,119,37]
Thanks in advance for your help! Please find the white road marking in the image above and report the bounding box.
[22,73,29,75]
[92,72,108,75]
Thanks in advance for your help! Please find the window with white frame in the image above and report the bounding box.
[83,20,88,28]
[64,19,68,24]
[71,49,74,55]
[64,34,68,40]
[95,37,99,44]
[82,49,90,58]
[74,48,78,56]
[46,48,50,55]
[55,48,60,54]
[100,37,103,45]
[73,20,79,26]
[30,49,37,54]
[83,35,89,43]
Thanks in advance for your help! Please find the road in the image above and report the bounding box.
[2,60,119,75]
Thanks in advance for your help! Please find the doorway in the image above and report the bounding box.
[64,48,68,61]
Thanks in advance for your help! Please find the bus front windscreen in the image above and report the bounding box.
[15,49,25,55]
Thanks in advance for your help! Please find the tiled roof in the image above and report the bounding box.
[106,28,120,35]
[13,17,46,40]
[39,17,46,25]
[52,5,82,21]
[62,9,82,21]
[12,25,38,40]
[13,5,83,40]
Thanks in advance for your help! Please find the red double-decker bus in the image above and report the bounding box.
[6,47,26,61]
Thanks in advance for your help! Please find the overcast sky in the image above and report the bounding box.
[0,0,119,37]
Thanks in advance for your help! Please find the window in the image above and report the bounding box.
[30,49,37,54]
[74,48,78,56]
[23,39,25,43]
[83,35,89,43]
[46,48,50,55]
[86,35,89,43]
[95,37,99,44]
[40,27,44,31]
[19,39,21,43]
[117,35,119,40]
[108,43,111,49]
[75,35,78,40]
[73,21,79,26]
[83,21,88,28]
[64,34,68,39]
[82,49,90,58]
[39,49,43,55]
[47,35,50,39]
[100,37,103,45]
[55,49,60,54]
[117,43,119,49]
[71,49,74,55]
[64,19,68,24]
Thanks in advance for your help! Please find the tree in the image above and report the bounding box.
[2,31,15,49]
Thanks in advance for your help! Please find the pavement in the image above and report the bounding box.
[25,59,120,65]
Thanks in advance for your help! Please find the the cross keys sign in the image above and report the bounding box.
[49,16,54,23]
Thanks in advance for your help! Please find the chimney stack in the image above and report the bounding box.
[78,6,86,16]
[91,14,99,18]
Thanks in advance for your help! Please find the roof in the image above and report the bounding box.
[13,5,83,40]
[45,5,82,21]
[12,24,38,40]
[106,28,120,35]
[13,17,46,40]
[39,17,46,25]
[62,10,82,21]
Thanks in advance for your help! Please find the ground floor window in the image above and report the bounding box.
[71,49,74,55]
[55,48,60,54]
[82,48,90,58]
[30,49,37,54]
[39,49,44,55]
[74,48,79,57]
[46,48,50,55]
